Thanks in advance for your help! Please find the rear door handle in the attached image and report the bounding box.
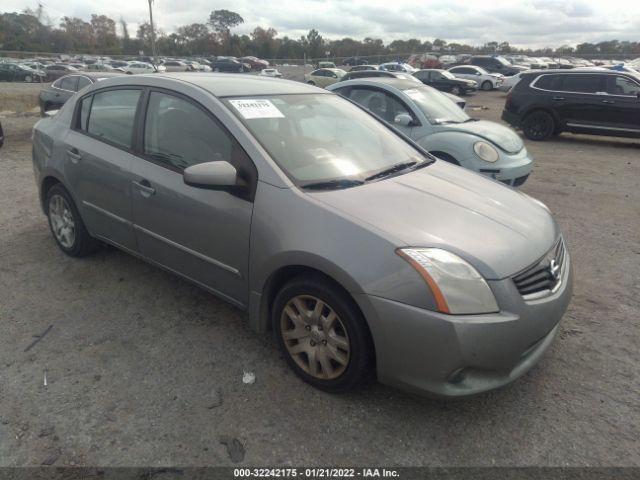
[66,148,82,163]
[132,179,156,197]
[601,100,615,104]
[552,96,565,101]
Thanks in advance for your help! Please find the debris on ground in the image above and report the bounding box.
[242,371,255,384]
[39,426,55,437]
[467,105,490,111]
[41,454,59,466]
[207,389,223,409]
[43,368,48,387]
[24,324,53,352]
[219,435,245,463]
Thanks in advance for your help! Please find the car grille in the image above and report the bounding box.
[513,238,566,299]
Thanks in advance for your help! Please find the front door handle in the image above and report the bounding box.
[132,179,156,197]
[552,96,565,101]
[66,148,82,163]
[601,100,615,104]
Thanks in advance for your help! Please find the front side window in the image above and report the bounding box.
[76,76,91,91]
[224,94,429,186]
[59,76,77,91]
[348,87,413,123]
[143,92,232,171]
[86,89,141,149]
[608,76,640,96]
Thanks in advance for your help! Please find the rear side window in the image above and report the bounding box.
[560,74,604,93]
[533,74,563,91]
[86,89,141,149]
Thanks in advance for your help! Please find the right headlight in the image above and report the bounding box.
[473,141,499,162]
[397,248,499,314]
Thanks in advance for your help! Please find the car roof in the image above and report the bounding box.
[521,68,630,78]
[58,72,126,80]
[85,72,325,96]
[329,77,423,91]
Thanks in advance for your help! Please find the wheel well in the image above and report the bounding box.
[40,176,61,211]
[260,265,363,332]
[429,151,460,165]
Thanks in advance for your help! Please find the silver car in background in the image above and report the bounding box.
[32,74,572,397]
[328,78,534,186]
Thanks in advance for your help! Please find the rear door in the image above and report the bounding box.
[63,88,142,250]
[552,73,607,130]
[129,90,256,306]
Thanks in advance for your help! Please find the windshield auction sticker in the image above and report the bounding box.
[404,89,424,100]
[229,99,285,119]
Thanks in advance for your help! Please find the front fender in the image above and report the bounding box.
[417,132,478,170]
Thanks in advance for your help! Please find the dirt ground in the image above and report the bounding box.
[0,88,638,467]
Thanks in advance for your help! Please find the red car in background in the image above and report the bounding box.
[239,56,269,71]
[408,53,443,69]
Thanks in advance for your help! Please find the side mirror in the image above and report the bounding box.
[476,72,482,76]
[183,161,240,189]
[394,113,413,127]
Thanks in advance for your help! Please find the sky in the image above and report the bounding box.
[4,0,640,49]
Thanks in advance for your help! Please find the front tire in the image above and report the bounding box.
[46,184,100,257]
[522,110,555,141]
[306,81,315,85]
[450,86,461,96]
[25,75,33,83]
[481,80,493,91]
[273,275,374,392]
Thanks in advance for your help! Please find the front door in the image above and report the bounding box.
[130,90,256,306]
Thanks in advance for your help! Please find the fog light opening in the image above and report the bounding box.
[448,367,469,385]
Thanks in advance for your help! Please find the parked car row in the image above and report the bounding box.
[31,72,572,398]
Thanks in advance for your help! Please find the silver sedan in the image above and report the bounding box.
[32,73,571,397]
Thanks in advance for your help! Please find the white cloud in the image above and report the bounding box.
[3,0,640,48]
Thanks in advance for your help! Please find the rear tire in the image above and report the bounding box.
[481,80,493,91]
[522,110,555,141]
[46,184,100,257]
[272,274,375,393]
[25,75,33,83]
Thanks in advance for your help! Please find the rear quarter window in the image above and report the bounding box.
[532,74,564,91]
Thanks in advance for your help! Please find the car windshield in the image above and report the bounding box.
[224,94,430,187]
[402,87,470,124]
[495,56,511,66]
[440,70,456,79]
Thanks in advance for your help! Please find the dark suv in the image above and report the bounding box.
[502,69,640,141]
[469,56,526,76]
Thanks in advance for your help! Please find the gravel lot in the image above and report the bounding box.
[0,85,638,467]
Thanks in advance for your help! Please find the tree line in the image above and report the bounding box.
[1,7,640,60]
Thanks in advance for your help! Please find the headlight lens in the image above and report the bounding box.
[473,141,499,162]
[397,248,499,314]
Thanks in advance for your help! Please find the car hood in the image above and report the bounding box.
[311,162,558,280]
[433,119,524,153]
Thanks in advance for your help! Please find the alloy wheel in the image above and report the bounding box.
[280,295,350,380]
[48,194,76,249]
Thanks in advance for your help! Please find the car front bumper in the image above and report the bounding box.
[355,250,572,397]
[475,146,534,186]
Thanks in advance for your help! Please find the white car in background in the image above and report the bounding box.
[447,65,503,91]
[124,62,165,74]
[162,60,190,72]
[498,70,540,92]
[379,62,418,73]
[259,68,283,78]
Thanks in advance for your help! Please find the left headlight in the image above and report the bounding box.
[397,248,499,314]
[473,141,499,162]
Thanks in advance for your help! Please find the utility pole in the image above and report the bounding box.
[148,0,158,65]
